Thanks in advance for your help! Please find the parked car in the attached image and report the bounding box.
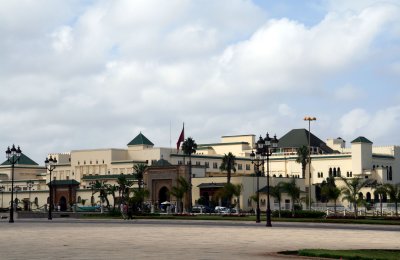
[214,206,228,213]
[192,205,213,213]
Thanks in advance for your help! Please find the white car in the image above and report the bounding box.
[215,206,228,213]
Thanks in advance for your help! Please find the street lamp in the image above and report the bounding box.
[250,133,279,227]
[250,136,265,223]
[27,180,34,211]
[0,185,5,209]
[304,116,316,210]
[45,156,57,220]
[5,144,22,223]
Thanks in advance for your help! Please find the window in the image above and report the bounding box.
[246,164,251,171]
[238,164,242,170]
[321,172,323,178]
[247,199,252,207]
[213,162,218,169]
[196,161,200,166]
[329,168,332,177]
[178,160,183,165]
[261,199,266,206]
[84,161,86,165]
[205,162,209,168]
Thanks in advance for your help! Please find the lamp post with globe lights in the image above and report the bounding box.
[5,145,22,223]
[250,133,279,227]
[45,156,57,220]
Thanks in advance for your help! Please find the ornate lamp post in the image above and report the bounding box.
[45,156,57,220]
[250,133,278,227]
[304,116,316,210]
[250,136,266,223]
[27,180,34,211]
[5,144,22,223]
[0,185,5,209]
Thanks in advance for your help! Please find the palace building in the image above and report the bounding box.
[0,129,398,213]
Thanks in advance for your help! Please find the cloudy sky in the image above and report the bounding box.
[1,0,400,163]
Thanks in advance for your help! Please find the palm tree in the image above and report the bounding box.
[217,183,242,211]
[219,152,236,184]
[117,174,134,204]
[133,163,148,191]
[107,184,119,210]
[384,183,400,216]
[182,137,197,211]
[281,178,301,217]
[321,177,341,214]
[374,184,388,216]
[296,145,309,179]
[92,180,111,210]
[232,183,242,212]
[169,176,190,213]
[133,163,148,209]
[340,177,369,219]
[269,183,284,218]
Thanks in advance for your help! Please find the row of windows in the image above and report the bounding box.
[177,161,252,171]
[316,168,353,178]
[78,160,105,165]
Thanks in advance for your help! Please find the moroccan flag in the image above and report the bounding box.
[176,124,184,151]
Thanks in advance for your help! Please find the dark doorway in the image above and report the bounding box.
[158,187,170,203]
[59,196,67,211]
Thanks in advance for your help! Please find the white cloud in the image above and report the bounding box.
[52,26,74,52]
[339,106,400,142]
[339,108,371,136]
[1,1,400,162]
[334,84,364,100]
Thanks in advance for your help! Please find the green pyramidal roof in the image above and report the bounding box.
[351,136,373,144]
[127,132,154,146]
[1,153,39,166]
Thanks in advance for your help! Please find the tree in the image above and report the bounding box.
[340,177,369,219]
[107,184,119,210]
[117,174,134,204]
[374,184,388,216]
[133,163,148,210]
[182,137,197,211]
[91,180,111,210]
[169,176,191,213]
[269,183,284,218]
[296,145,309,179]
[133,163,148,191]
[213,183,242,212]
[281,178,301,217]
[384,183,400,216]
[220,152,236,184]
[320,177,341,214]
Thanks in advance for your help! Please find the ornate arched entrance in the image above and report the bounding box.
[158,186,170,203]
[59,196,67,211]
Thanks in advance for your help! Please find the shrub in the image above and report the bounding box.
[272,210,326,218]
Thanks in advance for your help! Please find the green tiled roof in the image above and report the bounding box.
[351,136,373,144]
[278,129,334,154]
[152,159,172,167]
[127,132,154,146]
[1,153,39,166]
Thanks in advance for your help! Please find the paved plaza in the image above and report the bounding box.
[0,219,399,259]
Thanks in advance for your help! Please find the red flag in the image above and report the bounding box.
[176,124,184,151]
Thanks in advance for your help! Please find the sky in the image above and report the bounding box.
[1,0,400,164]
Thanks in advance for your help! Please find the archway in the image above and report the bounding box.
[59,196,67,211]
[158,186,170,203]
[366,192,371,202]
